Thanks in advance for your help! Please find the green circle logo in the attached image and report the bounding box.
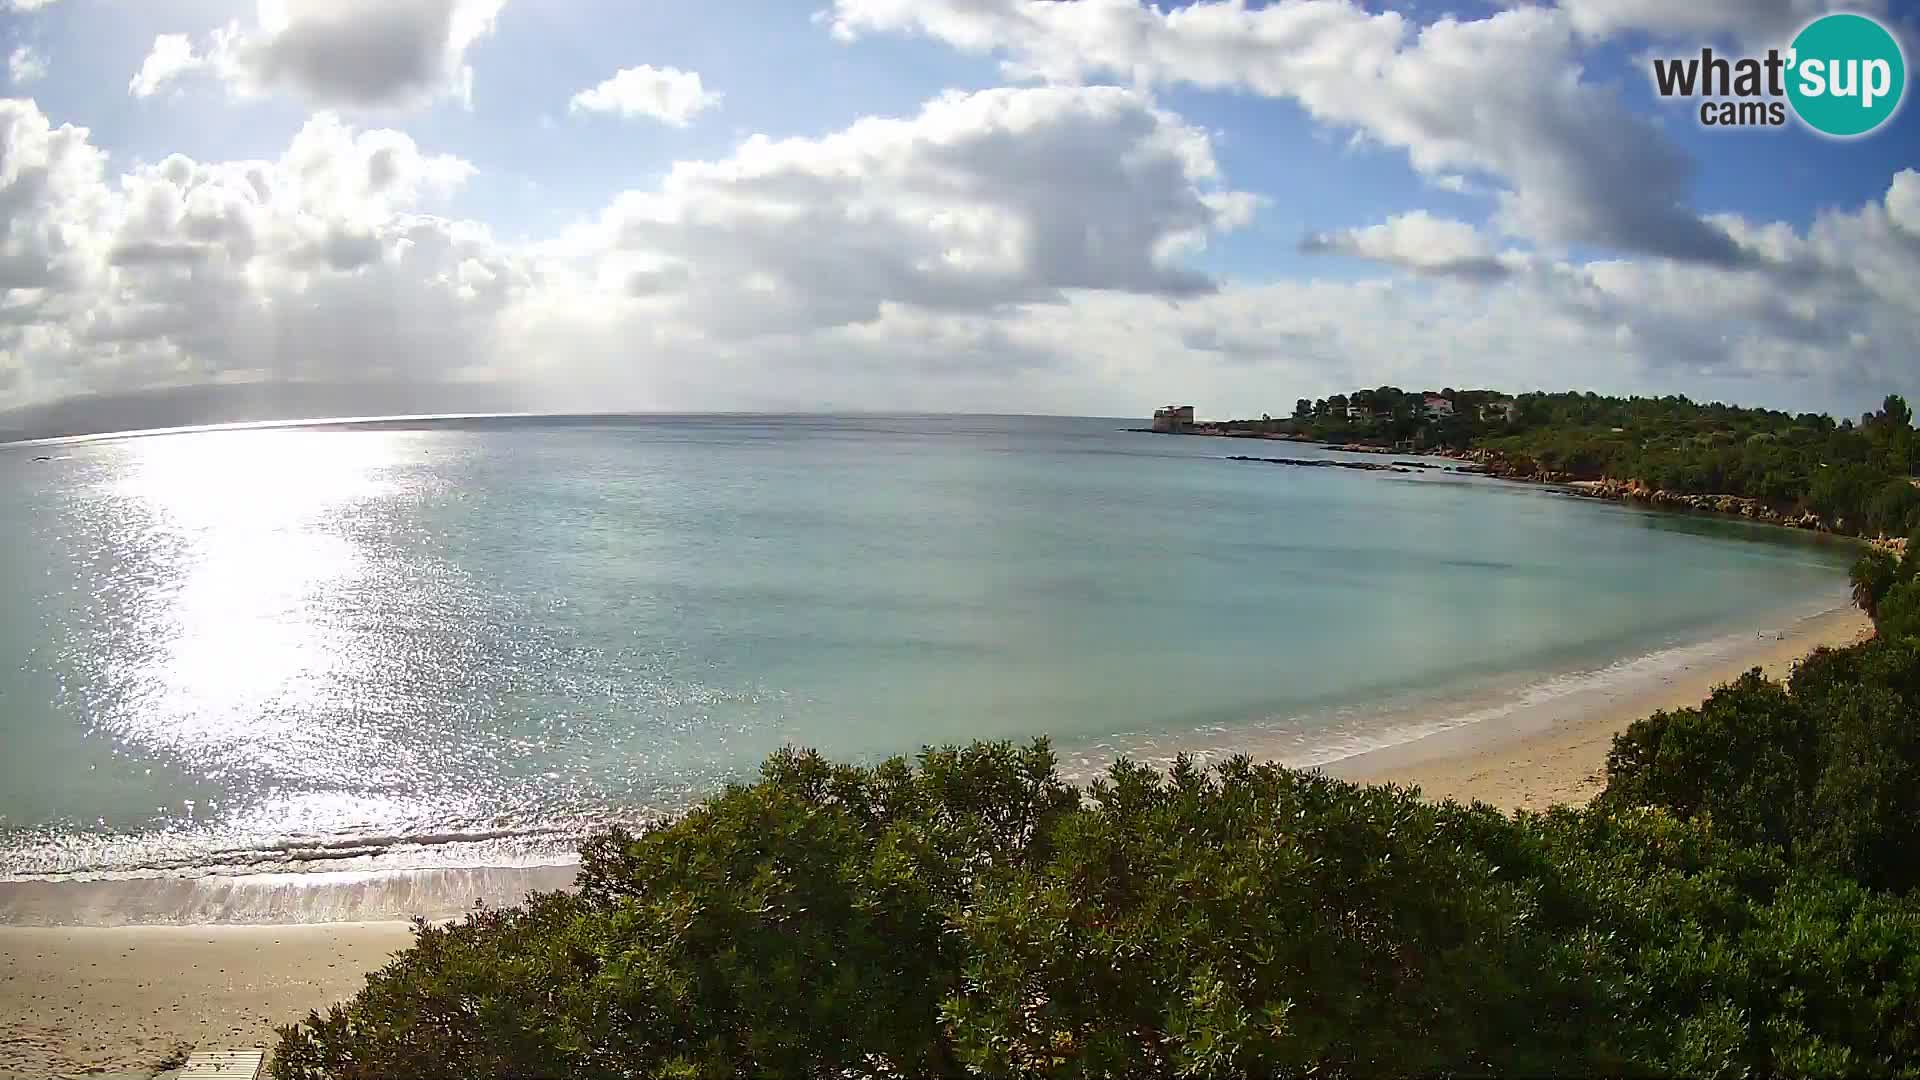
[1787,13,1906,137]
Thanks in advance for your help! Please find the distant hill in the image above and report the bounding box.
[0,381,528,443]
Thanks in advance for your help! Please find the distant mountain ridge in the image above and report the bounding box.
[0,381,527,443]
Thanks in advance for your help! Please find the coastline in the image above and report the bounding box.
[1136,427,1909,553]
[1324,604,1874,810]
[0,604,1877,1077]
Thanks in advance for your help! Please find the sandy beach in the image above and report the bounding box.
[1328,604,1875,810]
[0,922,416,1079]
[0,604,1877,1078]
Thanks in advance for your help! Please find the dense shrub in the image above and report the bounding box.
[1525,808,1920,1076]
[275,732,1920,1078]
[1599,636,1920,894]
[1880,578,1920,642]
[935,759,1619,1077]
[274,740,1075,1080]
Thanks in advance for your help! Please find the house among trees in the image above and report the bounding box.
[1480,397,1518,423]
[1151,404,1196,433]
[1422,393,1454,418]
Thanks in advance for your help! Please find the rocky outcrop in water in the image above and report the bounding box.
[1564,478,1825,529]
[1229,455,1417,473]
[1226,455,1477,476]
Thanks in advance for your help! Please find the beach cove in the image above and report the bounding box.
[0,414,1878,1076]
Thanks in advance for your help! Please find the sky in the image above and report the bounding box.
[0,0,1917,427]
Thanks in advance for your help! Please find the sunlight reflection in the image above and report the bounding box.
[102,431,401,771]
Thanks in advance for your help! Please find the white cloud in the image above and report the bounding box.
[0,87,1251,413]
[1886,170,1920,233]
[4,0,60,10]
[1302,211,1513,279]
[129,34,203,98]
[828,0,1744,265]
[0,100,507,409]
[570,65,721,126]
[7,45,47,85]
[125,0,505,109]
[989,189,1920,411]
[587,85,1257,335]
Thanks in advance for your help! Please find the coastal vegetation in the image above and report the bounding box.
[1478,393,1919,538]
[275,640,1920,1078]
[1259,390,1920,539]
[1853,533,1920,646]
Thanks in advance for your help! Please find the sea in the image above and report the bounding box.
[0,414,1858,909]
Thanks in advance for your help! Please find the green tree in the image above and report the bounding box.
[1881,394,1912,431]
[1852,549,1900,619]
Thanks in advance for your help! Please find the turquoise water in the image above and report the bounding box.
[0,415,1856,878]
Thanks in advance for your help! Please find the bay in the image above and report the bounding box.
[0,414,1855,878]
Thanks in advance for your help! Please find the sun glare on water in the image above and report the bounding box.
[97,430,409,787]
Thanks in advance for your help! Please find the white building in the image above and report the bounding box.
[1422,394,1454,418]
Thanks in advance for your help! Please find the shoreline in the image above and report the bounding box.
[0,605,1877,1077]
[0,864,580,929]
[1325,603,1873,810]
[1,602,1871,928]
[1134,427,1906,553]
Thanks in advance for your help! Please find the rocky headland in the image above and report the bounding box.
[1429,448,1915,548]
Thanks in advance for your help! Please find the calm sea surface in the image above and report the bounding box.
[0,415,1856,878]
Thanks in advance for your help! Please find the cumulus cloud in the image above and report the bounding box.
[570,66,721,126]
[508,156,1920,415]
[4,0,60,10]
[129,34,202,98]
[993,180,1920,410]
[1302,211,1512,280]
[0,100,512,409]
[7,45,46,85]
[588,85,1258,336]
[828,0,1745,265]
[0,86,1254,413]
[126,0,505,108]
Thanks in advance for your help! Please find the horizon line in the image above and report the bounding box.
[0,410,1126,450]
